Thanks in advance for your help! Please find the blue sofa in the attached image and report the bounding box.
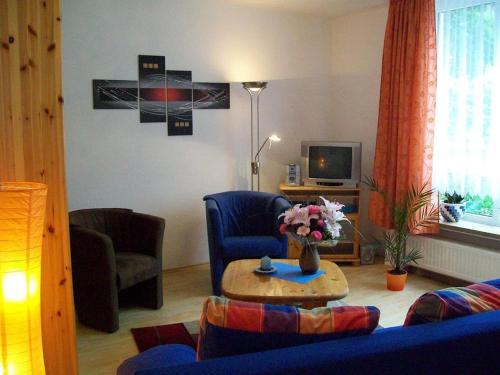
[203,191,291,295]
[118,310,500,375]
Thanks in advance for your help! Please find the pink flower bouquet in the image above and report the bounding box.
[278,196,349,245]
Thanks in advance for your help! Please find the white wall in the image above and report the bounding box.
[62,0,334,269]
[330,5,388,235]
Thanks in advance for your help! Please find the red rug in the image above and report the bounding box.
[131,321,199,352]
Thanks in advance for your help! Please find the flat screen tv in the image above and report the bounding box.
[301,141,361,187]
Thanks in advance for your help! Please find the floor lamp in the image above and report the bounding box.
[242,81,267,191]
[0,182,48,374]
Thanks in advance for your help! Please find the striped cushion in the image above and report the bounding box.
[197,296,380,360]
[404,279,500,326]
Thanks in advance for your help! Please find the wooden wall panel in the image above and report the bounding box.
[0,0,78,374]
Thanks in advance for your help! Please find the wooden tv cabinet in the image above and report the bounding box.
[279,183,361,266]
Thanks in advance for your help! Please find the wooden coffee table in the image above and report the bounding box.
[221,259,348,309]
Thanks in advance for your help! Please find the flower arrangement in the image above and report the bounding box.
[278,197,349,245]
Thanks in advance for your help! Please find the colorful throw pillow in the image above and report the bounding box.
[404,279,500,326]
[197,296,380,360]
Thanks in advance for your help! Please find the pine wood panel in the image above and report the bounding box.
[0,1,78,374]
[221,259,349,307]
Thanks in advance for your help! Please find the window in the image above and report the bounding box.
[434,0,500,226]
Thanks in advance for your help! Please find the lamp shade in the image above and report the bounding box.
[0,182,47,375]
[242,81,267,96]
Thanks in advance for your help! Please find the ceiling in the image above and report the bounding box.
[224,0,388,18]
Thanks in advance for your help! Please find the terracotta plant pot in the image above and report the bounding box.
[299,242,320,275]
[385,270,408,291]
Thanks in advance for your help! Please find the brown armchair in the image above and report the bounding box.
[69,208,165,333]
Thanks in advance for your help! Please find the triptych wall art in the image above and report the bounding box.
[92,55,230,136]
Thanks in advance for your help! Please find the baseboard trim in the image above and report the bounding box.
[407,265,470,287]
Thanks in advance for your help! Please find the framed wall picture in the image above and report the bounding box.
[138,55,166,123]
[92,80,138,109]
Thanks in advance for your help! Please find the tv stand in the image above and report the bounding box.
[279,183,360,266]
[303,179,357,188]
[316,181,343,187]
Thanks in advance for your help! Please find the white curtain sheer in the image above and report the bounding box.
[434,0,500,208]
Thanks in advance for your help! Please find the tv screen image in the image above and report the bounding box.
[309,146,352,180]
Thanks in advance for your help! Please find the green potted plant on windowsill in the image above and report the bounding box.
[440,191,467,223]
[364,177,439,291]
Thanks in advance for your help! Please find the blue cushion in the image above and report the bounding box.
[242,212,275,236]
[221,236,284,258]
[117,344,195,375]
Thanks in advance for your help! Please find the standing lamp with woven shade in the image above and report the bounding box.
[0,182,48,375]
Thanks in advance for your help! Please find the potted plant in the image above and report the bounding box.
[364,177,439,291]
[279,197,348,274]
[440,191,467,222]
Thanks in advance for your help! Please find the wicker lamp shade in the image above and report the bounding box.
[0,182,47,375]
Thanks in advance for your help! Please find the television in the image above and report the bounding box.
[301,141,361,187]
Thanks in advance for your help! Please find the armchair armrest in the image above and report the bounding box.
[130,212,165,260]
[205,199,224,250]
[69,226,117,287]
[272,196,292,238]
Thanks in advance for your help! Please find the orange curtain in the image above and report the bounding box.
[369,0,438,233]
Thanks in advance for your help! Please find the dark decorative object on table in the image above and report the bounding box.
[203,191,291,295]
[69,208,165,333]
[299,242,320,274]
[260,256,272,270]
[279,197,349,275]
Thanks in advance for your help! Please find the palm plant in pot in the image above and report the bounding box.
[364,177,439,291]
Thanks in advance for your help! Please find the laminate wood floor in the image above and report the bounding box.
[76,260,448,375]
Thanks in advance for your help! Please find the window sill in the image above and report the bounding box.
[437,221,500,249]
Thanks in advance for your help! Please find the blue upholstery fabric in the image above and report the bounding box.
[221,236,284,258]
[116,345,195,375]
[203,191,291,295]
[125,310,500,375]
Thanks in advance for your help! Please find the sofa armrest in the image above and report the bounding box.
[69,225,117,284]
[130,212,165,260]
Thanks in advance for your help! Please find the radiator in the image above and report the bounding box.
[407,235,500,283]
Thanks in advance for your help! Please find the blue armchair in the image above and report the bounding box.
[203,191,292,295]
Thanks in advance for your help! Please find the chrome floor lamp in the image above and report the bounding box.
[242,81,267,191]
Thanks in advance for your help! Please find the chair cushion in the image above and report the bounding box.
[69,208,133,251]
[116,252,160,290]
[117,344,196,375]
[204,191,283,237]
[197,296,380,360]
[242,212,275,236]
[221,236,283,258]
[404,279,500,326]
